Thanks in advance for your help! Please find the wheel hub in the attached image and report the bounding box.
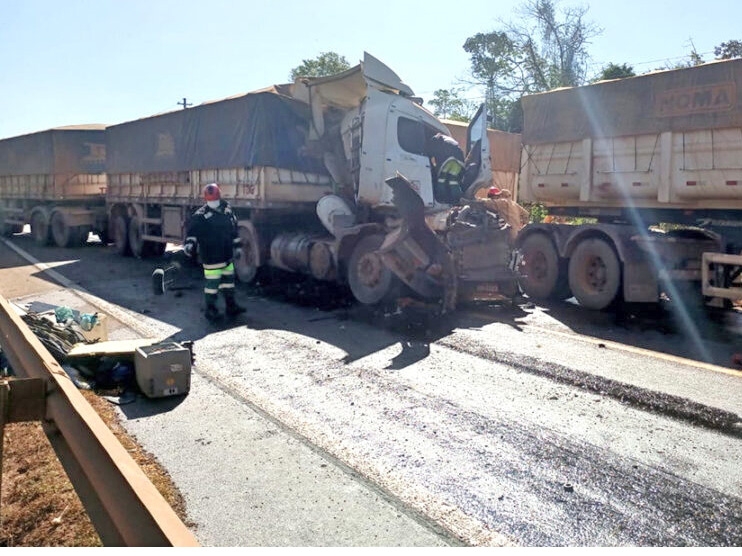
[587,257,607,290]
[357,252,383,287]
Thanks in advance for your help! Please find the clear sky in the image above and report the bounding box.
[1,0,740,140]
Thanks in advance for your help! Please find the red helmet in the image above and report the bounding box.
[203,183,221,202]
[487,186,501,199]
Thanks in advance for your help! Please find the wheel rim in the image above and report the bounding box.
[235,224,260,283]
[568,238,620,310]
[348,235,394,305]
[527,251,548,283]
[585,256,607,292]
[357,251,384,290]
[517,233,564,300]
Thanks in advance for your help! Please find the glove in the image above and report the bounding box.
[233,247,243,261]
[183,242,194,257]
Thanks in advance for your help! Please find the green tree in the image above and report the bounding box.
[714,40,742,59]
[596,62,635,81]
[462,0,601,132]
[428,89,474,121]
[289,52,351,80]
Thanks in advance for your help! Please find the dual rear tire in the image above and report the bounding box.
[50,211,88,248]
[567,238,620,310]
[519,233,620,310]
[113,214,165,258]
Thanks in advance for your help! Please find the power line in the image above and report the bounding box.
[591,50,716,69]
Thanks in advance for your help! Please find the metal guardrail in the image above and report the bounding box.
[0,294,199,547]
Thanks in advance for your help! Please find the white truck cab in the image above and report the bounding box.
[292,52,491,213]
[288,53,514,310]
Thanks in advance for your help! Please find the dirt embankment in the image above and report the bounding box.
[0,390,192,547]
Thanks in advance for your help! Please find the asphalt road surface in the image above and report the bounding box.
[1,232,740,546]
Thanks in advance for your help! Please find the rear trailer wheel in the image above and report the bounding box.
[568,238,621,310]
[113,215,131,256]
[234,223,261,284]
[129,216,146,259]
[31,212,51,246]
[51,211,83,248]
[347,234,398,305]
[518,233,570,301]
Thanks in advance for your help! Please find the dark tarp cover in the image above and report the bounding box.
[106,87,328,175]
[521,58,742,145]
[0,127,106,175]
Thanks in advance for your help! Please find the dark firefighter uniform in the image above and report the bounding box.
[184,196,245,320]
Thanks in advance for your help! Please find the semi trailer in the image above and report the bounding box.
[516,58,742,310]
[0,125,108,247]
[103,53,522,311]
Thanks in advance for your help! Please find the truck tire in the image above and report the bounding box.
[31,211,51,246]
[234,223,261,284]
[128,216,145,258]
[518,233,570,301]
[51,211,85,248]
[347,234,398,305]
[113,214,131,256]
[128,216,165,258]
[568,238,621,310]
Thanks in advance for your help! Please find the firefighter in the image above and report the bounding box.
[427,133,465,204]
[183,183,246,320]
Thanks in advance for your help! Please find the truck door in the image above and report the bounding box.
[462,104,492,197]
[383,103,436,207]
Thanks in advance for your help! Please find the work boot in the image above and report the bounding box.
[204,294,220,321]
[205,305,221,320]
[224,291,246,317]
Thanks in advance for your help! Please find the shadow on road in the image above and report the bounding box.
[2,232,519,375]
[4,229,740,373]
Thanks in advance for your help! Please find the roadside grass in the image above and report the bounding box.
[0,390,192,547]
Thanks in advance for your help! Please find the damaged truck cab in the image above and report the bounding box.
[287,53,518,311]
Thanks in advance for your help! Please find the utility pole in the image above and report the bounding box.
[178,97,192,109]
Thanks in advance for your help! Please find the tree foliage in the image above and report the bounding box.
[714,40,742,60]
[289,52,351,81]
[462,0,600,132]
[595,62,635,82]
[428,89,474,121]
